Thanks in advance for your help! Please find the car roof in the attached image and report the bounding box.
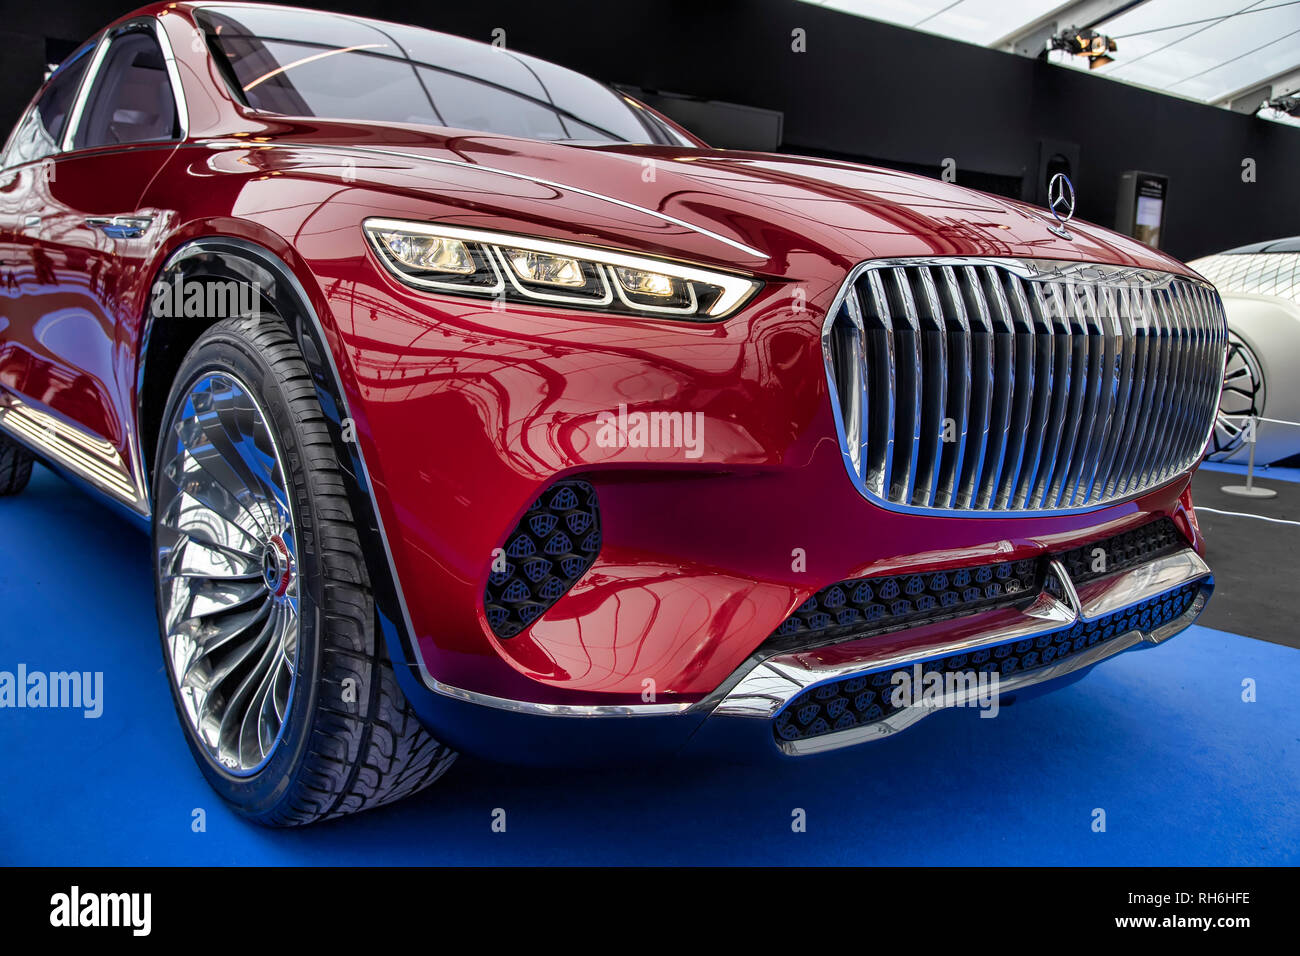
[1219,236,1300,254]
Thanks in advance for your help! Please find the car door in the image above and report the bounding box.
[6,21,182,508]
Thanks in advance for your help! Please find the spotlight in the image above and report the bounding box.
[1051,28,1117,69]
[1262,94,1298,117]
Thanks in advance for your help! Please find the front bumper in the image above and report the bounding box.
[394,536,1212,765]
[706,547,1211,756]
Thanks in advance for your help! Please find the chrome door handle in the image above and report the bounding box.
[22,214,40,228]
[84,215,153,239]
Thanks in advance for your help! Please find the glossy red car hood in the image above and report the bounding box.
[257,121,1191,277]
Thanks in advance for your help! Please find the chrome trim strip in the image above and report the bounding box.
[0,392,147,512]
[712,589,1077,720]
[427,681,694,717]
[820,257,1227,517]
[153,14,191,140]
[709,547,1212,740]
[222,142,767,260]
[1075,548,1211,621]
[1048,557,1082,615]
[60,33,111,152]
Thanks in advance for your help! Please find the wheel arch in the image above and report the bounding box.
[138,235,430,695]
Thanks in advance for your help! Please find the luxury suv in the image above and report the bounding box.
[0,2,1225,824]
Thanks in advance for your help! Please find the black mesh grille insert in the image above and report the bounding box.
[765,518,1186,653]
[1057,517,1184,586]
[766,558,1042,653]
[483,480,601,639]
[773,581,1201,744]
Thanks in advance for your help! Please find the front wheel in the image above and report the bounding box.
[152,316,455,825]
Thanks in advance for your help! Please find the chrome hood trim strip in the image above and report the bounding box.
[206,140,767,261]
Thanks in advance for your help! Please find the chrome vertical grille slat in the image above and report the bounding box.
[1093,284,1137,500]
[935,266,970,508]
[1080,284,1120,503]
[1048,287,1091,508]
[822,258,1226,515]
[861,270,895,498]
[957,267,994,509]
[1031,282,1073,508]
[1140,288,1178,489]
[1110,289,1151,497]
[1013,282,1055,509]
[886,268,924,504]
[1073,283,1112,506]
[977,267,1015,508]
[914,268,947,507]
[992,271,1034,508]
[1119,285,1165,496]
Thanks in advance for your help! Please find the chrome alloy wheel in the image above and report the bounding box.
[155,371,300,776]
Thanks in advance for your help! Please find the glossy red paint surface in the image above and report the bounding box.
[0,3,1213,710]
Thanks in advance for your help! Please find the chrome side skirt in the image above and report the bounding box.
[0,392,148,514]
[708,549,1213,755]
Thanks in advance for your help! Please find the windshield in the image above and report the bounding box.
[198,6,694,146]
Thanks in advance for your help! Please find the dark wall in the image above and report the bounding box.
[2,0,1296,261]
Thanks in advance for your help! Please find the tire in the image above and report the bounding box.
[152,315,456,826]
[0,434,34,496]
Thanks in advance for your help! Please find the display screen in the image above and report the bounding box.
[1134,176,1167,248]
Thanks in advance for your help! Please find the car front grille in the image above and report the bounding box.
[822,258,1227,513]
[773,580,1202,744]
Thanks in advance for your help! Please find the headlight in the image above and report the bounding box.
[363,218,761,319]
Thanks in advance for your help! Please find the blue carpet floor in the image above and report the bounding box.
[1,464,1296,865]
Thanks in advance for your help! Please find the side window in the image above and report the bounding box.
[73,30,177,149]
[1,46,92,167]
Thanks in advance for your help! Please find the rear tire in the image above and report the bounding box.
[152,316,456,826]
[0,435,34,496]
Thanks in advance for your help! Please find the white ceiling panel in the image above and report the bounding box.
[802,0,1300,110]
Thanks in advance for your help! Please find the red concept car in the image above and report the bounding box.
[0,2,1226,825]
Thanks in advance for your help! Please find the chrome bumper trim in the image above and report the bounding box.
[708,548,1213,754]
[1075,548,1210,621]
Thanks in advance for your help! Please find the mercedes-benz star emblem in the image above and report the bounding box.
[1045,172,1076,238]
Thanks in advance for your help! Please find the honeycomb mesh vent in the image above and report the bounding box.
[1057,517,1184,586]
[484,480,601,638]
[773,581,1200,744]
[767,558,1041,653]
[766,517,1186,653]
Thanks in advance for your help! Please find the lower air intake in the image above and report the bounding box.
[483,480,601,639]
[773,582,1200,743]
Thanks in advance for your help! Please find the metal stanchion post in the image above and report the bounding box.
[1222,415,1277,499]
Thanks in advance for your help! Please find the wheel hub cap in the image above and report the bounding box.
[262,534,294,600]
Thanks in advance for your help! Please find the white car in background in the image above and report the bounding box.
[1190,237,1300,465]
